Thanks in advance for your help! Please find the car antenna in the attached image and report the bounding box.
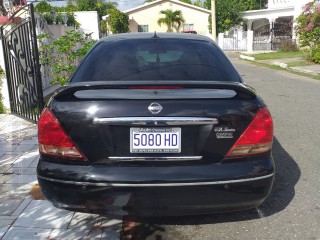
[152,31,159,39]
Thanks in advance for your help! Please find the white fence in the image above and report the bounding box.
[218,28,248,51]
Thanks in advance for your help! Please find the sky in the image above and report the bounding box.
[114,0,146,11]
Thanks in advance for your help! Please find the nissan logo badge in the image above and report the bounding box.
[148,102,163,114]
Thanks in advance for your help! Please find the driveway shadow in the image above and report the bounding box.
[124,137,301,240]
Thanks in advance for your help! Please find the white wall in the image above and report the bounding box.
[0,41,10,111]
[74,11,99,40]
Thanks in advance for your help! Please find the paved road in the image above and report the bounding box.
[133,55,320,240]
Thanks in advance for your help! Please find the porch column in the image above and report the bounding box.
[268,18,275,31]
[247,30,254,52]
[267,18,276,43]
[247,20,253,31]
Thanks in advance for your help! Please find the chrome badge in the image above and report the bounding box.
[148,102,163,114]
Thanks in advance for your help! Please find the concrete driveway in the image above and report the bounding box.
[0,115,121,240]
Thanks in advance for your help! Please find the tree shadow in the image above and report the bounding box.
[124,137,301,240]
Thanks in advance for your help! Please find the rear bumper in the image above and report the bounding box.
[37,158,275,217]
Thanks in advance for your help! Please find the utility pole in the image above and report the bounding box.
[211,0,216,42]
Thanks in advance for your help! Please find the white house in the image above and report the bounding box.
[219,0,312,51]
[103,0,211,37]
[243,0,311,38]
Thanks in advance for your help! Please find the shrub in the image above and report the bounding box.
[38,31,96,86]
[309,48,320,64]
[43,13,54,25]
[295,0,320,63]
[280,40,298,52]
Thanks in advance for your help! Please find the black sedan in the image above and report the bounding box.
[37,33,274,217]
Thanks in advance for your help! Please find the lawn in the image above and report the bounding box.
[252,51,306,60]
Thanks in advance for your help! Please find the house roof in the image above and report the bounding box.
[102,0,211,20]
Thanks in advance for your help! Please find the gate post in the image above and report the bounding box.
[218,33,224,49]
[247,30,253,52]
[30,4,44,114]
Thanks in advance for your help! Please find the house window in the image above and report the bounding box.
[138,25,149,32]
[183,24,194,31]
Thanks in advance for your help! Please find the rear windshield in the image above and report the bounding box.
[71,38,241,82]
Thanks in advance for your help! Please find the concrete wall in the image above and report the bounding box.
[127,1,210,36]
[0,41,10,111]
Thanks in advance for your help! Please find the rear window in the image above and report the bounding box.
[71,38,241,82]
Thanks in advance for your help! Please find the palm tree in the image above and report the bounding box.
[157,9,185,32]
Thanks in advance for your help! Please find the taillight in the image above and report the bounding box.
[225,107,273,158]
[38,108,87,161]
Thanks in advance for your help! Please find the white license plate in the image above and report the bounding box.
[130,128,181,153]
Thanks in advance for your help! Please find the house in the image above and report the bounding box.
[243,0,311,50]
[244,0,310,35]
[103,0,211,37]
[219,0,313,51]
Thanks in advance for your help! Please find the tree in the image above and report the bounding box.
[145,0,191,3]
[204,0,264,34]
[193,0,204,7]
[158,9,185,32]
[109,9,129,34]
[76,0,118,20]
[203,0,263,10]
[35,1,53,13]
[180,0,192,4]
[295,0,320,63]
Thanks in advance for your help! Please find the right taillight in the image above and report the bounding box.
[38,108,87,161]
[225,107,273,158]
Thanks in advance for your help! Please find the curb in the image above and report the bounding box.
[239,54,320,77]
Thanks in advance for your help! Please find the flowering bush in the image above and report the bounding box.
[295,0,320,63]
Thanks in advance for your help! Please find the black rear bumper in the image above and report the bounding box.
[37,158,275,217]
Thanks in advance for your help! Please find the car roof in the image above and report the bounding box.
[99,32,214,43]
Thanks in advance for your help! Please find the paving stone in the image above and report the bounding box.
[28,157,39,168]
[20,139,38,145]
[0,164,13,173]
[12,197,32,216]
[68,212,101,230]
[0,173,17,184]
[13,200,74,229]
[0,226,10,239]
[6,168,36,175]
[2,227,51,240]
[87,228,103,239]
[0,217,14,228]
[11,151,38,168]
[0,198,24,215]
[0,182,32,196]
[11,144,37,153]
[100,217,122,229]
[49,229,89,240]
[0,154,20,166]
[6,175,37,184]
[101,228,120,240]
[0,144,18,153]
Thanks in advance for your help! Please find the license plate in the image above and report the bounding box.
[130,128,181,153]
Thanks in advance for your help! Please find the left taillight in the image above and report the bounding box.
[38,108,87,161]
[225,107,273,158]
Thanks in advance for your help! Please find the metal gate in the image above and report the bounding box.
[253,22,292,51]
[221,28,247,51]
[0,4,44,122]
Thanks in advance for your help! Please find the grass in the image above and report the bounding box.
[243,59,320,81]
[251,51,306,60]
[287,61,315,67]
